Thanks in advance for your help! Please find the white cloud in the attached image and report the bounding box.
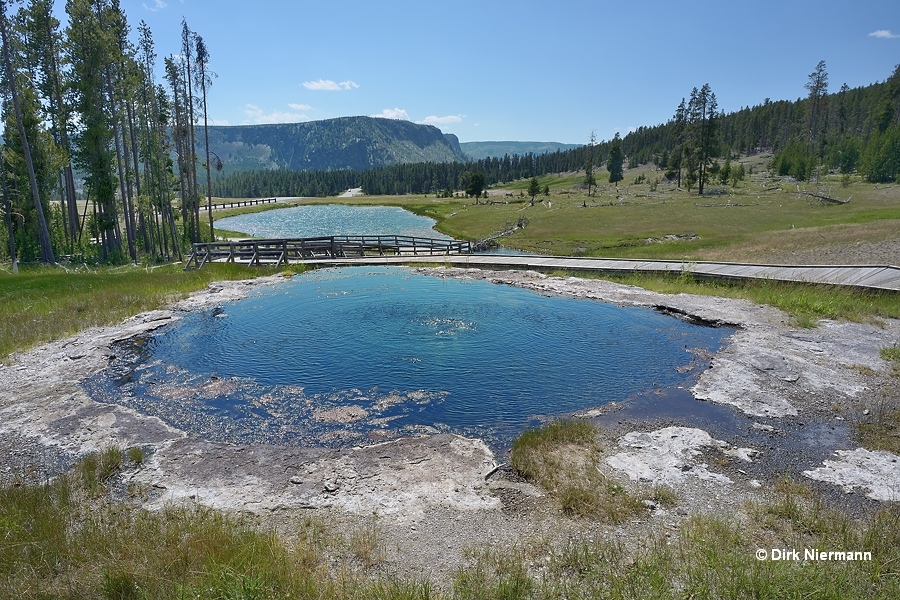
[869,29,899,39]
[142,0,167,11]
[372,108,410,120]
[288,103,313,111]
[302,79,359,91]
[418,114,464,126]
[243,104,309,124]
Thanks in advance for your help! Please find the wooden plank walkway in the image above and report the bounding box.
[185,236,900,291]
[184,236,471,270]
[303,254,900,292]
[208,197,278,211]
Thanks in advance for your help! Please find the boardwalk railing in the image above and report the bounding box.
[208,197,277,211]
[184,235,472,269]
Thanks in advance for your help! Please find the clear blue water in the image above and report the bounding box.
[85,267,731,449]
[215,204,450,239]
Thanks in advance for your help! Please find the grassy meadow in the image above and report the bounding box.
[214,156,900,265]
[428,161,899,262]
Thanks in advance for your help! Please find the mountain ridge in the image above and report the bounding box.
[206,116,468,174]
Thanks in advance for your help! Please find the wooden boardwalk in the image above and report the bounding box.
[305,254,900,292]
[208,197,278,211]
[185,237,900,291]
[184,236,471,270]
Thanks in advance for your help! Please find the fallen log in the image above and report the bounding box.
[800,191,850,205]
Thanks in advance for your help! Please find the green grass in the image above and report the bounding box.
[856,348,900,451]
[857,407,900,454]
[0,262,306,361]
[453,481,900,599]
[510,421,645,522]
[3,438,898,598]
[880,345,900,363]
[0,452,433,599]
[561,270,900,327]
[339,165,900,264]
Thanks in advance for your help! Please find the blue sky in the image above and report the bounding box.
[83,1,900,144]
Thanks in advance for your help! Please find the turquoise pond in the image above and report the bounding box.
[84,267,732,450]
[215,204,450,239]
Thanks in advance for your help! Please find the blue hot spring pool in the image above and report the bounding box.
[84,267,732,449]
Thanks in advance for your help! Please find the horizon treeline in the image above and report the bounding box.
[1,0,214,266]
[214,62,900,198]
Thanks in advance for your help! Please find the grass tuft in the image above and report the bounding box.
[856,403,900,454]
[510,420,644,522]
[880,345,900,377]
[126,446,144,465]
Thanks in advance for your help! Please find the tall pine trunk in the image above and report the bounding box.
[0,1,54,264]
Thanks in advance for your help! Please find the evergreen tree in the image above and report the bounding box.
[465,171,484,199]
[527,176,540,205]
[194,33,215,241]
[805,60,829,158]
[66,0,121,260]
[584,131,596,196]
[686,84,718,195]
[860,123,900,182]
[1,0,54,263]
[663,99,687,186]
[607,132,624,187]
[18,0,79,251]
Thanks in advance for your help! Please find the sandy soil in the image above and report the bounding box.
[1,267,899,585]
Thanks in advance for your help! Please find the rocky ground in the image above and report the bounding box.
[1,266,899,586]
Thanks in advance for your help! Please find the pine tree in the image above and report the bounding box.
[584,131,596,197]
[527,176,540,205]
[194,33,215,241]
[1,0,54,263]
[66,0,121,260]
[667,99,687,187]
[686,84,718,195]
[18,0,79,251]
[607,132,624,188]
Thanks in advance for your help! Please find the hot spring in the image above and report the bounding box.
[84,266,731,449]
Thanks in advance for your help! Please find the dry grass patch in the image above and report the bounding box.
[510,420,644,522]
[692,219,900,264]
[856,404,900,455]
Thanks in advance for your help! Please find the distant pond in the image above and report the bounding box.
[84,267,732,450]
[215,204,450,239]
